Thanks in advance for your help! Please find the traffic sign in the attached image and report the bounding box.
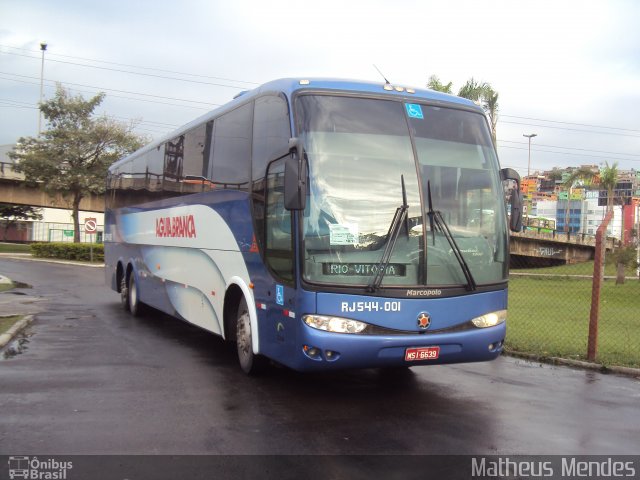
[84,217,97,234]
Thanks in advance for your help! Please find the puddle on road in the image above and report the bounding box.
[2,331,31,360]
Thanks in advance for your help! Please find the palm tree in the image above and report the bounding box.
[483,87,499,144]
[561,167,598,234]
[458,78,499,144]
[598,161,629,284]
[599,161,618,213]
[426,75,453,94]
[457,78,487,101]
[426,75,500,144]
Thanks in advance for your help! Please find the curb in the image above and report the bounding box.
[0,253,104,268]
[505,350,640,379]
[0,314,34,348]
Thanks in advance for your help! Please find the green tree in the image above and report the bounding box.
[0,203,43,241]
[458,78,499,144]
[10,85,147,242]
[597,161,631,281]
[606,246,637,285]
[428,76,499,143]
[426,75,453,94]
[457,77,487,102]
[561,166,598,233]
[599,161,619,213]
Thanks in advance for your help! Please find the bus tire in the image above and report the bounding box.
[127,272,145,317]
[236,297,266,375]
[120,274,130,312]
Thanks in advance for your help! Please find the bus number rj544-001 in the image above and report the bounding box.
[341,301,401,313]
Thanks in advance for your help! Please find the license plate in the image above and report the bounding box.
[405,346,440,361]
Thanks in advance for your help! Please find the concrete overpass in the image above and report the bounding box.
[509,230,616,266]
[1,161,104,212]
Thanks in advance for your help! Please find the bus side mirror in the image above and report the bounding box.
[284,137,307,211]
[509,188,523,232]
[501,168,523,232]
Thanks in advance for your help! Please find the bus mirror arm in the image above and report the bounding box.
[284,137,308,211]
[501,168,523,232]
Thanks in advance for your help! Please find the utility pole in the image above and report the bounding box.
[636,200,639,280]
[38,42,47,135]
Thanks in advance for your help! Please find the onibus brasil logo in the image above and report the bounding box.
[7,456,73,479]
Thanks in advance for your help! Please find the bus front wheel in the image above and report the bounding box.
[236,298,266,375]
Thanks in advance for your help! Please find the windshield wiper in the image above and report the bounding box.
[426,181,477,291]
[367,175,409,293]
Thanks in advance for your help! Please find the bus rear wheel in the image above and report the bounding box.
[127,273,145,317]
[120,274,130,311]
[236,298,266,375]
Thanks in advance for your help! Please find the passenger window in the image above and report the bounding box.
[210,102,252,190]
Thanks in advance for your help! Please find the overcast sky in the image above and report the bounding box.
[1,0,639,177]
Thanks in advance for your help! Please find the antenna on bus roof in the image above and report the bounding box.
[373,64,391,85]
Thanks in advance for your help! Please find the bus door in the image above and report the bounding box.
[260,157,297,356]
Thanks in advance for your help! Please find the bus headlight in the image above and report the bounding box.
[471,310,507,328]
[303,315,369,334]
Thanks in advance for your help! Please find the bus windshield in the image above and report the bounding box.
[296,95,508,289]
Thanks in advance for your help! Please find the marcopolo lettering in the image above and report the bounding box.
[406,289,442,297]
[156,214,197,238]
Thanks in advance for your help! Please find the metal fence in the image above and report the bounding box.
[1,221,103,243]
[506,253,640,369]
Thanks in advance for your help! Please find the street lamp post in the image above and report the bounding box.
[523,133,537,221]
[38,42,47,135]
[523,133,537,177]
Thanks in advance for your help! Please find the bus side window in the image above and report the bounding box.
[210,102,253,190]
[265,158,294,283]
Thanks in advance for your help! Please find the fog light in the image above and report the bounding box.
[325,350,340,361]
[303,345,322,360]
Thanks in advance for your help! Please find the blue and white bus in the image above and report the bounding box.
[105,78,522,374]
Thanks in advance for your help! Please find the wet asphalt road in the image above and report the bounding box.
[0,258,639,456]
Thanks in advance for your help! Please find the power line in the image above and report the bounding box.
[0,44,260,86]
[498,144,640,163]
[0,73,215,110]
[499,139,640,159]
[499,120,640,138]
[1,71,218,105]
[0,98,179,132]
[0,50,249,89]
[500,114,640,134]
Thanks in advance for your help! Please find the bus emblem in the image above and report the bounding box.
[417,312,431,330]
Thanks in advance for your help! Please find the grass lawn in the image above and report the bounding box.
[0,315,23,335]
[0,242,31,254]
[512,259,638,278]
[507,275,640,368]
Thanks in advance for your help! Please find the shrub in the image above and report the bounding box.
[30,242,104,262]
